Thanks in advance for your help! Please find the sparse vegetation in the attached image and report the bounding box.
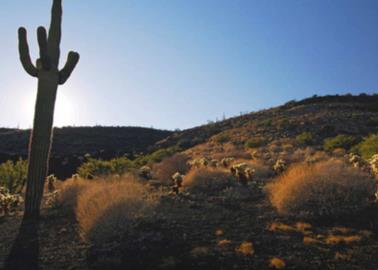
[323,134,359,152]
[296,132,314,146]
[245,137,267,148]
[213,133,231,144]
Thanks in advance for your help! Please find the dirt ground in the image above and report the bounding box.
[0,186,377,270]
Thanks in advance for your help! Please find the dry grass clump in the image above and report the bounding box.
[183,168,236,193]
[247,160,274,180]
[76,175,157,244]
[55,177,91,211]
[268,257,286,269]
[266,159,376,218]
[153,154,190,185]
[235,241,254,256]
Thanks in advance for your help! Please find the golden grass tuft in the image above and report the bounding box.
[183,168,236,193]
[153,154,190,185]
[56,177,91,211]
[75,175,157,244]
[235,241,254,256]
[217,239,232,247]
[266,159,376,217]
[303,236,322,245]
[268,222,296,233]
[269,257,286,269]
[325,235,362,245]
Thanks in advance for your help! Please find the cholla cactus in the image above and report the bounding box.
[209,159,219,168]
[139,166,152,180]
[369,154,378,177]
[47,174,57,193]
[273,159,287,174]
[349,153,367,169]
[71,173,80,180]
[171,172,184,194]
[0,188,23,215]
[230,163,255,186]
[188,157,210,168]
[221,157,235,167]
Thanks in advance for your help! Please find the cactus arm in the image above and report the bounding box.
[37,27,50,70]
[18,27,38,77]
[48,0,62,68]
[59,51,80,84]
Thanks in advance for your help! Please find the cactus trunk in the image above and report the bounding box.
[18,0,79,219]
[24,72,59,218]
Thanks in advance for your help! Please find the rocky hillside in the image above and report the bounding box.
[157,94,378,155]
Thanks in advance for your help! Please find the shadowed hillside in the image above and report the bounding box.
[0,127,172,178]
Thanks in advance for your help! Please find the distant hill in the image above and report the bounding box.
[0,94,377,178]
[0,126,172,178]
[154,93,378,153]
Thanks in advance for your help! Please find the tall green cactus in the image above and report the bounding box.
[18,0,79,219]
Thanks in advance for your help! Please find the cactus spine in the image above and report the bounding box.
[18,0,79,219]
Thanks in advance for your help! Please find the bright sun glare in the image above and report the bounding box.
[22,89,76,128]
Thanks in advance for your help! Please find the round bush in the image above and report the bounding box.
[266,159,376,218]
[183,168,236,193]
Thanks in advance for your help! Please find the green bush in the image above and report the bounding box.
[354,134,378,160]
[296,132,314,146]
[0,159,28,194]
[78,157,134,179]
[133,146,181,166]
[78,146,181,178]
[323,135,359,152]
[214,133,230,144]
[245,137,267,148]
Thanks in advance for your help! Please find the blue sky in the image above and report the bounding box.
[0,0,377,130]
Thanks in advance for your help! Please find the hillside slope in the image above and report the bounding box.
[157,94,378,156]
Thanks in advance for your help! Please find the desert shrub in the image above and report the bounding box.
[0,159,28,194]
[354,134,378,160]
[138,166,152,180]
[295,132,314,146]
[273,159,287,174]
[369,154,378,177]
[213,133,231,144]
[153,154,190,185]
[76,176,157,244]
[245,137,267,149]
[183,168,236,193]
[248,161,274,180]
[55,177,91,211]
[134,146,181,166]
[323,135,359,152]
[266,159,376,218]
[77,157,134,178]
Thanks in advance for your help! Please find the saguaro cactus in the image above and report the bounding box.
[18,0,79,219]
